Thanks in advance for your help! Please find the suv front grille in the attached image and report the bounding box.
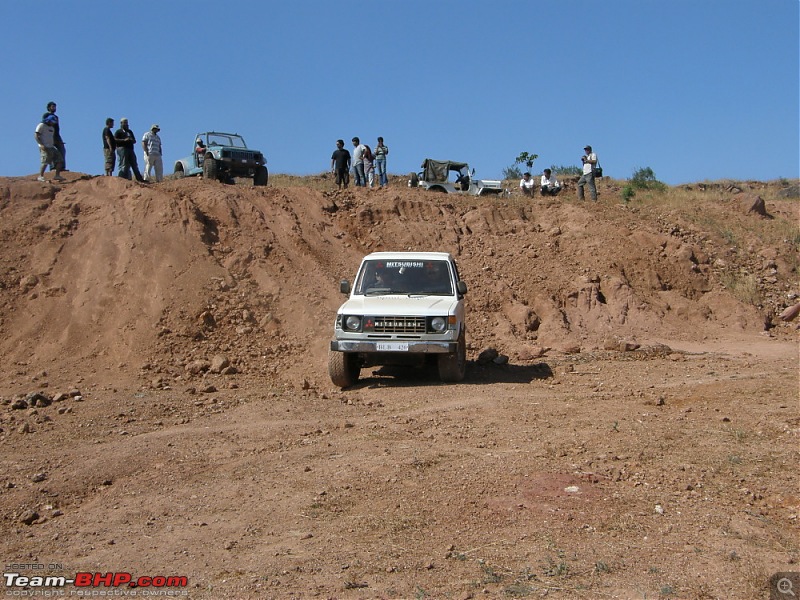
[372,316,426,333]
[223,149,260,162]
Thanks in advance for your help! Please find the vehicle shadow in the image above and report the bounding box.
[356,361,553,389]
[465,361,554,384]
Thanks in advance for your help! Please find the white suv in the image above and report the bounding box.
[329,252,468,388]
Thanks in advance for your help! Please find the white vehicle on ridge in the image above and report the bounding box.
[409,159,504,196]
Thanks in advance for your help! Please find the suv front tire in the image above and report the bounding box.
[329,351,360,388]
[203,156,218,181]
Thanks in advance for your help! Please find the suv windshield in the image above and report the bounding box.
[205,133,247,148]
[355,259,453,296]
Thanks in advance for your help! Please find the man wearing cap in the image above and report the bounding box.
[114,118,143,181]
[34,115,64,182]
[578,144,598,202]
[142,124,163,182]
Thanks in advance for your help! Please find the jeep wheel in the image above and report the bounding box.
[254,165,268,186]
[438,332,466,383]
[409,172,419,187]
[329,351,360,388]
[173,165,185,178]
[203,156,218,181]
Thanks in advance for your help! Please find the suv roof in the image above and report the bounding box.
[363,251,454,262]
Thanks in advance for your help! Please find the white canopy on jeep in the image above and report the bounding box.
[420,159,468,183]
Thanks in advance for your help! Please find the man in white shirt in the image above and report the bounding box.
[142,124,163,182]
[578,144,598,201]
[351,137,366,187]
[519,172,536,197]
[34,115,64,182]
[540,169,562,196]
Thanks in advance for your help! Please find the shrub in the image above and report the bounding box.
[503,165,523,180]
[551,164,582,176]
[622,185,636,203]
[630,167,667,191]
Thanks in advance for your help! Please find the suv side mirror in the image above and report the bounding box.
[456,281,468,296]
[340,280,351,294]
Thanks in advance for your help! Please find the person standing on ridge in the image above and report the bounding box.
[35,115,64,182]
[374,137,389,187]
[42,101,66,171]
[114,118,143,181]
[142,124,163,182]
[330,139,351,190]
[577,144,598,202]
[351,137,366,187]
[363,144,375,188]
[102,118,116,176]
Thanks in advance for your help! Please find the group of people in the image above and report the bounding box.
[330,136,389,190]
[102,117,163,182]
[33,102,164,184]
[519,145,600,202]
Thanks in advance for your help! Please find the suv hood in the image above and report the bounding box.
[339,295,459,315]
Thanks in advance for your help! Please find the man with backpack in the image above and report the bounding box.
[578,144,599,202]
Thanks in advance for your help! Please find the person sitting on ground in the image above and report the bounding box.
[520,172,536,197]
[540,169,562,196]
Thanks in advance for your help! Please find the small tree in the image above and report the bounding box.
[514,151,539,173]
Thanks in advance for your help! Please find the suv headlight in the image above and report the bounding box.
[344,316,362,331]
[430,317,447,332]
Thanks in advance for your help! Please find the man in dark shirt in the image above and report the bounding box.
[114,118,143,181]
[102,118,116,176]
[330,139,351,190]
[42,101,66,171]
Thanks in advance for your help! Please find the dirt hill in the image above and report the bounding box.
[0,173,797,599]
[0,174,795,382]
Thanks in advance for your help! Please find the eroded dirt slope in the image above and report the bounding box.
[0,174,796,384]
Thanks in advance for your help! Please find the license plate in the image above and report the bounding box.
[376,342,408,352]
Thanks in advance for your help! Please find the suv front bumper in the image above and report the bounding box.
[331,340,457,353]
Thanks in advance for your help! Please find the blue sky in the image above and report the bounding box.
[2,0,798,185]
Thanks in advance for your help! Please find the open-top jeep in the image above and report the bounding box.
[329,251,468,388]
[409,159,504,196]
[173,131,268,186]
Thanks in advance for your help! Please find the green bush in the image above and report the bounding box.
[551,164,582,176]
[630,167,667,191]
[622,185,635,203]
[503,165,523,180]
